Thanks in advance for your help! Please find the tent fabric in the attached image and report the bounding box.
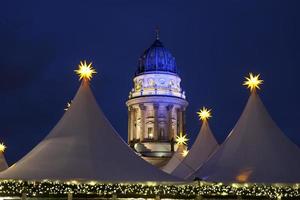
[189,93,300,183]
[0,153,8,172]
[161,145,185,174]
[171,121,218,179]
[0,81,179,182]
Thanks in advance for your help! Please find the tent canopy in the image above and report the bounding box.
[161,144,186,174]
[172,121,218,179]
[0,153,8,172]
[190,93,300,183]
[0,81,179,182]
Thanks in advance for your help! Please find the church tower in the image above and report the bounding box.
[126,32,188,167]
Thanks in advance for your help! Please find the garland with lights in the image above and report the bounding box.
[0,180,299,199]
[0,70,298,200]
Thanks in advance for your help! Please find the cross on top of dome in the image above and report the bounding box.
[155,26,160,40]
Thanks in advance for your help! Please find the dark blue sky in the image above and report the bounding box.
[1,0,300,164]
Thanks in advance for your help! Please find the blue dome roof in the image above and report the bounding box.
[136,39,177,75]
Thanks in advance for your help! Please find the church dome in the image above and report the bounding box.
[136,37,177,75]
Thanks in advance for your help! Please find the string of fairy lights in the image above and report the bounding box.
[0,180,299,199]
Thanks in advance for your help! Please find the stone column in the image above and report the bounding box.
[167,105,174,140]
[173,107,177,138]
[177,108,183,136]
[132,107,137,140]
[153,104,159,140]
[139,104,146,142]
[182,108,186,133]
[128,107,132,143]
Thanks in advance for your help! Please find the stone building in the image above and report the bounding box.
[126,34,188,167]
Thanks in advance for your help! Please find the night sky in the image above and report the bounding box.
[1,0,300,165]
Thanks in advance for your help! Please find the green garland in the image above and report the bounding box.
[0,180,299,199]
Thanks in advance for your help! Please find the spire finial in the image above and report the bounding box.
[155,26,160,40]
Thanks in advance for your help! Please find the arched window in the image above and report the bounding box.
[159,128,164,140]
[148,127,153,139]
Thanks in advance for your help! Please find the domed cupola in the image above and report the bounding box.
[126,31,188,167]
[136,35,177,75]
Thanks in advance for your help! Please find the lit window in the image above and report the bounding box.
[148,127,153,139]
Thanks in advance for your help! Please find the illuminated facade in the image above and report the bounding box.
[126,35,188,167]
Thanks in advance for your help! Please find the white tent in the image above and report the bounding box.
[161,144,186,174]
[0,81,179,182]
[171,120,218,179]
[189,92,300,183]
[0,152,8,172]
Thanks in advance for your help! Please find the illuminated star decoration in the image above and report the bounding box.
[74,60,97,81]
[243,73,263,92]
[64,101,72,111]
[176,132,189,146]
[181,149,189,157]
[197,107,212,121]
[0,143,6,153]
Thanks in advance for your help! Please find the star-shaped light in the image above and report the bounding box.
[0,143,6,153]
[243,73,263,92]
[64,101,72,111]
[176,132,189,146]
[74,60,97,81]
[181,149,189,157]
[197,107,212,121]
